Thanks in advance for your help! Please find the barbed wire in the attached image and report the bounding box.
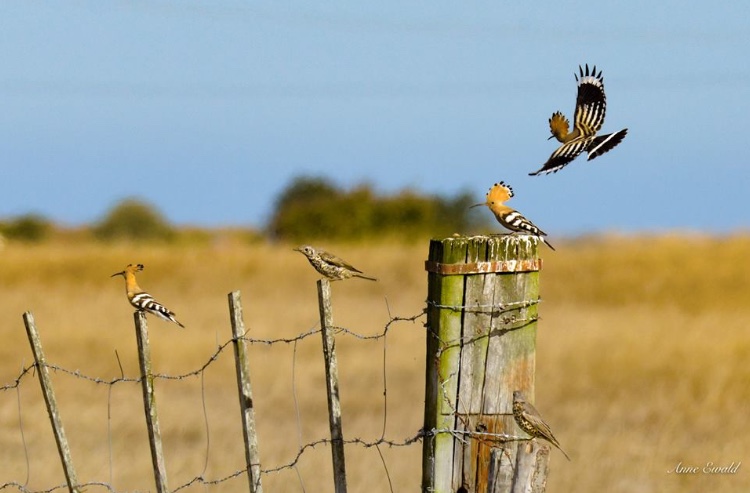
[0,293,537,492]
[0,307,430,493]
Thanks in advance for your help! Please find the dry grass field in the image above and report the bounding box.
[0,234,748,492]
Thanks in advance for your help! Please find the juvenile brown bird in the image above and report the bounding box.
[294,245,377,281]
[512,390,570,461]
[530,64,628,176]
[471,182,555,251]
[111,263,185,328]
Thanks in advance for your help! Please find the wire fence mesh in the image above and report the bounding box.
[0,301,428,493]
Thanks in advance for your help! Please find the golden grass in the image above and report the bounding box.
[0,235,748,492]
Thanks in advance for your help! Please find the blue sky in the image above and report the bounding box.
[0,2,748,235]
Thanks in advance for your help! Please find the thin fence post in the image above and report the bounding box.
[228,290,264,493]
[134,311,170,493]
[317,279,348,493]
[422,235,548,492]
[22,312,81,493]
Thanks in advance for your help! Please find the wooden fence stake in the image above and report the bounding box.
[511,441,550,493]
[228,290,264,493]
[317,279,348,493]
[422,235,548,492]
[22,312,81,493]
[134,311,170,493]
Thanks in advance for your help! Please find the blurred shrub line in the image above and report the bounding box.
[268,175,483,242]
[0,175,485,244]
[0,214,53,242]
[93,198,175,242]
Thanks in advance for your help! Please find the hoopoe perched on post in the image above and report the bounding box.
[513,390,571,461]
[529,64,628,176]
[111,263,185,328]
[471,181,555,250]
[294,245,378,281]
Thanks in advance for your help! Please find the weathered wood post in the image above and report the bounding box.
[422,235,548,493]
[317,279,348,493]
[228,291,264,493]
[22,312,81,493]
[134,311,170,493]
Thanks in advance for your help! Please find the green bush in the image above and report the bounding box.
[268,175,485,241]
[94,198,174,241]
[1,214,53,242]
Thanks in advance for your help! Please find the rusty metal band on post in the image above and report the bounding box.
[424,258,542,275]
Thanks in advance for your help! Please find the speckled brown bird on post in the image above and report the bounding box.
[512,390,570,461]
[294,245,377,281]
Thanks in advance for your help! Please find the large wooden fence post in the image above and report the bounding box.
[422,235,548,493]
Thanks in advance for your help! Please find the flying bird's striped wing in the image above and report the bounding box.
[586,128,628,161]
[131,292,185,328]
[319,250,364,274]
[573,64,607,136]
[529,136,593,176]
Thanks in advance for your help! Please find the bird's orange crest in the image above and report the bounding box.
[548,111,570,142]
[485,181,514,205]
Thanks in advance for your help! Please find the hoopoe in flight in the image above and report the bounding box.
[294,245,378,281]
[529,64,628,176]
[111,263,185,328]
[471,182,555,250]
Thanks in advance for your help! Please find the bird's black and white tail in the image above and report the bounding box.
[586,128,628,161]
[131,292,185,328]
[500,211,556,251]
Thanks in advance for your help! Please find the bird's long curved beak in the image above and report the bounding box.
[469,203,485,209]
[292,247,302,252]
[111,271,124,278]
[547,135,554,141]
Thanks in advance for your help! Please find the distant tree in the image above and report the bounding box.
[1,214,53,242]
[268,175,485,241]
[94,198,174,241]
[268,176,347,240]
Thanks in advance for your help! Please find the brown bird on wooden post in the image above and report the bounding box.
[512,390,570,461]
[294,245,377,281]
[111,263,185,328]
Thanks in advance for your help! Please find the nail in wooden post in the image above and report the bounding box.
[317,279,348,493]
[23,312,81,493]
[228,291,264,493]
[134,311,170,493]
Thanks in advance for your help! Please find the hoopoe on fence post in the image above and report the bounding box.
[471,182,555,251]
[111,263,185,328]
[530,63,628,176]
